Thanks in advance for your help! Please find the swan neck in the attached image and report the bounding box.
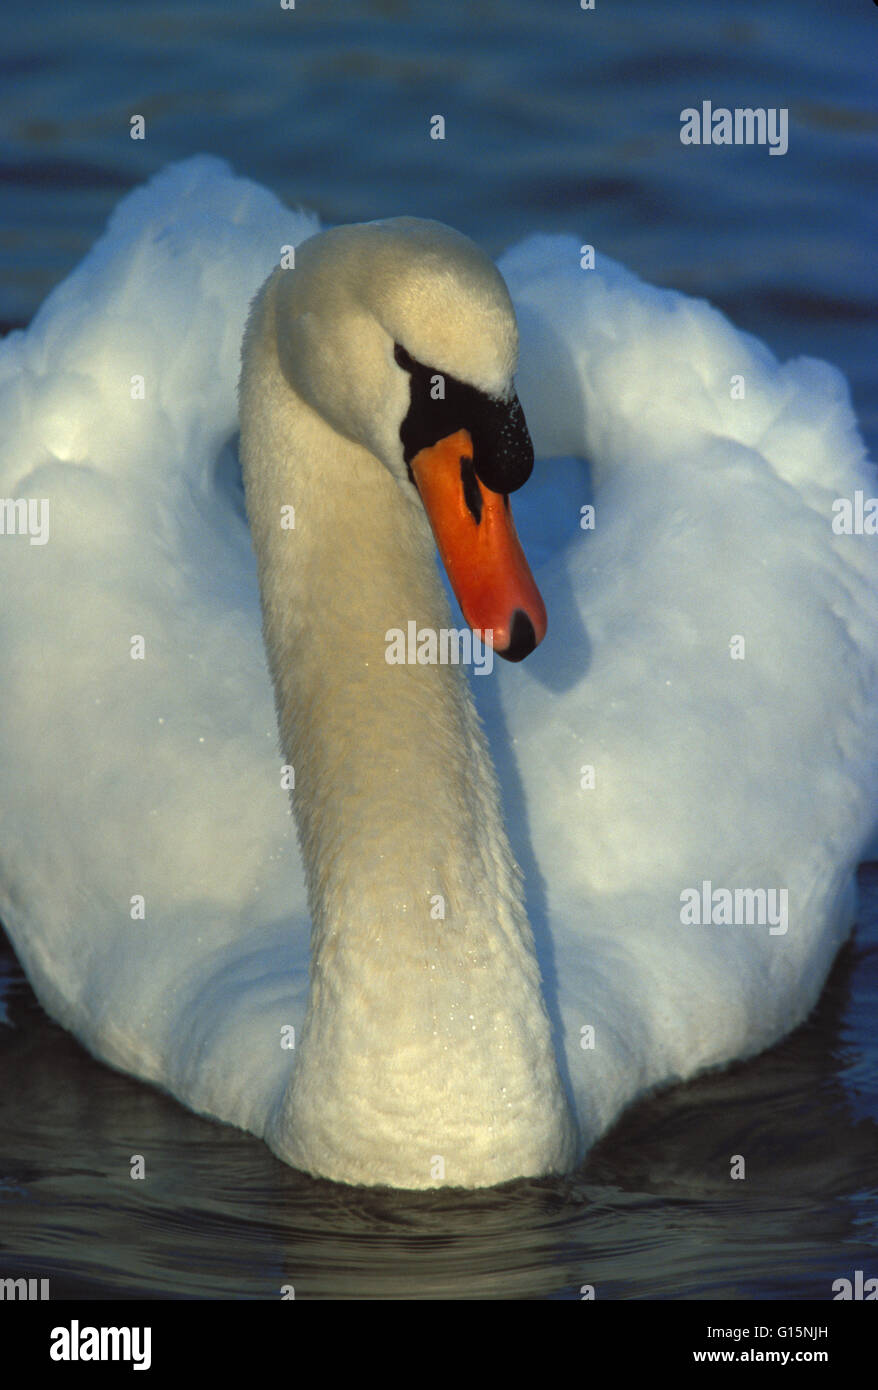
[238,275,576,1188]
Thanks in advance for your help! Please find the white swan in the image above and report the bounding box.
[239,214,576,1185]
[1,156,876,1190]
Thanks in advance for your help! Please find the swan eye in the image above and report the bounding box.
[394,342,416,372]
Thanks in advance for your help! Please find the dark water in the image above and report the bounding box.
[1,0,876,1299]
[1,869,876,1300]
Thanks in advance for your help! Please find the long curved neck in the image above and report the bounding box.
[239,275,575,1188]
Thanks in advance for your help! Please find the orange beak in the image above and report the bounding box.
[410,428,547,661]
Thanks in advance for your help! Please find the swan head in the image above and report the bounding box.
[270,217,545,659]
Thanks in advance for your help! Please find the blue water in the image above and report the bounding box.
[1,0,876,1299]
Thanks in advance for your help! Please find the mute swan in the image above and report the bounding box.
[1,156,876,1190]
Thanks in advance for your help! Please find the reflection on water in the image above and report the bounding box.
[1,868,876,1300]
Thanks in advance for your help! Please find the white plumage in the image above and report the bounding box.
[1,156,875,1188]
